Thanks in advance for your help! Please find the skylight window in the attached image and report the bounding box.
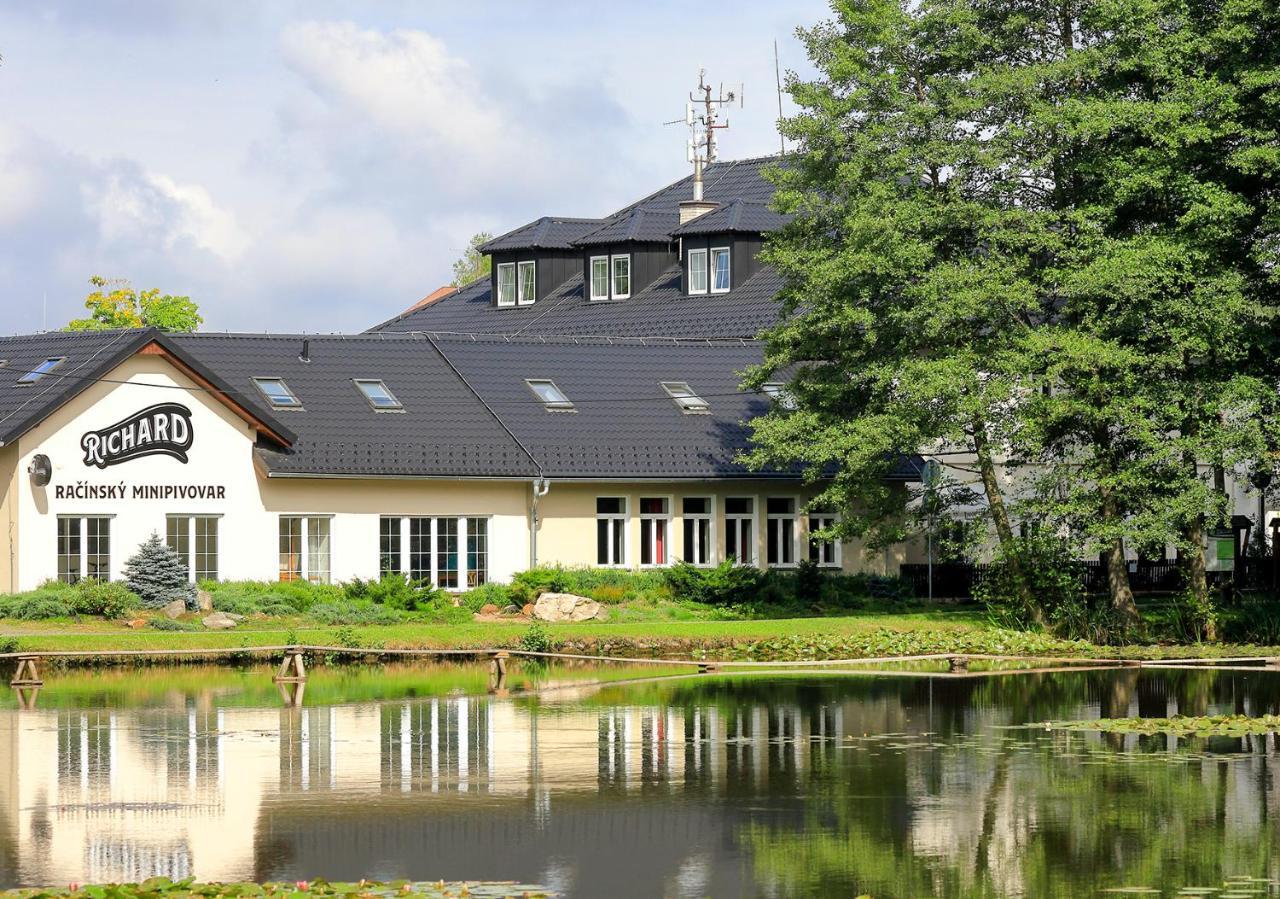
[526,378,574,411]
[662,381,710,414]
[762,382,797,410]
[15,357,64,387]
[252,377,302,408]
[354,379,403,411]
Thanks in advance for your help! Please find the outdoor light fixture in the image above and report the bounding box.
[27,453,51,487]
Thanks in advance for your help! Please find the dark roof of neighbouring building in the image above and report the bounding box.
[669,199,791,236]
[478,216,605,253]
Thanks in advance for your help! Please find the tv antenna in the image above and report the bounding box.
[664,68,742,200]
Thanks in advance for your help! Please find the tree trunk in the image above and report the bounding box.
[972,422,1043,626]
[1099,483,1140,624]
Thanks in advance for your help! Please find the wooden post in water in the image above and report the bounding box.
[698,663,719,674]
[14,687,39,711]
[274,647,307,683]
[10,655,42,687]
[948,656,969,673]
[488,651,509,694]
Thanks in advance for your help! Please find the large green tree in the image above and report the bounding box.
[65,276,202,332]
[451,232,493,286]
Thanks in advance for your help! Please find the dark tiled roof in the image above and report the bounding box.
[479,217,604,252]
[572,208,680,246]
[670,199,791,236]
[430,335,788,479]
[167,333,539,479]
[372,265,783,339]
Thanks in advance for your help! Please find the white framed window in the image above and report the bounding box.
[354,379,403,411]
[496,262,516,307]
[662,381,710,414]
[57,516,112,584]
[596,497,628,566]
[379,516,489,588]
[279,515,331,584]
[590,256,610,301]
[808,512,841,567]
[526,378,574,411]
[166,515,220,582]
[517,260,537,305]
[766,497,798,567]
[687,248,708,295]
[725,497,756,565]
[682,496,714,566]
[711,247,731,293]
[253,377,302,409]
[611,254,631,299]
[639,497,671,566]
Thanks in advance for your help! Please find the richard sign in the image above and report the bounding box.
[81,403,194,469]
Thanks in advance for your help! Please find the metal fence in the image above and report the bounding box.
[899,558,1273,599]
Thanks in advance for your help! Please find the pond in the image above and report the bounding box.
[1,661,1279,897]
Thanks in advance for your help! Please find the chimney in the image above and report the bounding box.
[679,160,718,223]
[298,339,311,363]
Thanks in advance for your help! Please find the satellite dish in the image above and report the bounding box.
[27,454,51,487]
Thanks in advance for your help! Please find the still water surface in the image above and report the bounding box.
[1,662,1279,897]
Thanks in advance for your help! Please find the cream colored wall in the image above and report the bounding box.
[534,480,899,576]
[0,445,18,594]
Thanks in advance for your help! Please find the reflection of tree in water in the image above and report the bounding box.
[737,670,1280,898]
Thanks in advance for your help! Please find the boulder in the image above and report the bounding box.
[500,604,523,616]
[162,600,187,620]
[202,612,238,630]
[124,618,147,629]
[196,589,214,612]
[521,603,535,618]
[480,603,501,616]
[532,592,602,623]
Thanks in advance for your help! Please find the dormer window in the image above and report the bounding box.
[662,381,709,414]
[711,247,731,293]
[496,263,516,307]
[517,260,536,305]
[687,248,708,295]
[611,255,631,300]
[590,256,609,301]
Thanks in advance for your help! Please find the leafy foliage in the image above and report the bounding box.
[343,575,447,612]
[65,275,202,332]
[69,580,141,619]
[124,534,195,609]
[518,621,555,654]
[459,582,513,612]
[450,232,493,286]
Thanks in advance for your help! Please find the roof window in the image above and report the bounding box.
[662,381,710,414]
[252,377,302,408]
[762,382,797,410]
[526,378,574,411]
[15,357,65,387]
[354,379,403,411]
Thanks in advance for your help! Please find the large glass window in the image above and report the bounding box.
[166,515,219,581]
[57,517,83,584]
[725,498,755,565]
[809,513,840,567]
[382,516,489,588]
[467,518,489,586]
[687,248,708,294]
[639,498,670,566]
[766,498,797,567]
[590,256,609,300]
[496,263,516,306]
[611,255,631,299]
[682,497,712,566]
[517,260,537,305]
[279,516,330,583]
[711,247,731,292]
[596,497,627,566]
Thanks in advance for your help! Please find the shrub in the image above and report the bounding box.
[460,582,512,612]
[518,621,555,653]
[205,580,342,614]
[71,580,141,619]
[149,617,200,631]
[0,594,73,620]
[344,575,446,612]
[509,568,572,605]
[308,600,405,626]
[415,594,474,625]
[663,561,764,606]
[793,559,827,603]
[124,534,195,609]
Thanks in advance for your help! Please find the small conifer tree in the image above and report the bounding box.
[124,533,195,609]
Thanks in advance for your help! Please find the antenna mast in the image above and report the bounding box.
[666,67,740,202]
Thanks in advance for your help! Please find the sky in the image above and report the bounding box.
[0,1,829,335]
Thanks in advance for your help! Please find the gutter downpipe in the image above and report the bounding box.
[531,477,551,569]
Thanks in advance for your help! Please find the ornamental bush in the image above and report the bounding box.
[124,533,195,609]
[70,579,141,619]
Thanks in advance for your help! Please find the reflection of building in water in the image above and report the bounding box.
[0,689,856,887]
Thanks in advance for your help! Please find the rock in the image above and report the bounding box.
[500,604,523,616]
[480,603,501,615]
[202,612,238,630]
[196,589,213,612]
[162,600,187,620]
[521,603,535,618]
[532,592,602,623]
[125,618,147,629]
